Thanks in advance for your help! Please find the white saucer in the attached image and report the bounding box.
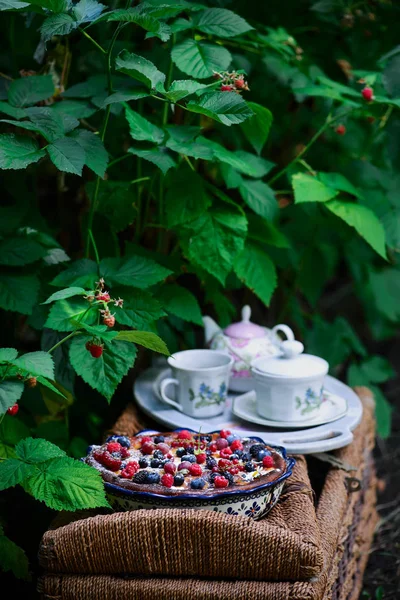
[233,390,348,429]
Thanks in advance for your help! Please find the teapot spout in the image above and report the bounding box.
[202,316,222,345]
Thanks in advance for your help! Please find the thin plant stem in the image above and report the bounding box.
[107,153,131,168]
[183,155,196,171]
[78,28,106,54]
[47,331,81,354]
[268,111,350,185]
[89,229,100,265]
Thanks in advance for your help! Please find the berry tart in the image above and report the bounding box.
[85,428,295,519]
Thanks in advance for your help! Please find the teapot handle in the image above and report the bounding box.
[271,324,295,342]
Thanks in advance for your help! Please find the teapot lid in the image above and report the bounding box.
[224,306,265,339]
[251,340,328,378]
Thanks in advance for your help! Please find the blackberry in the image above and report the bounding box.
[116,436,131,449]
[244,461,255,472]
[173,474,184,486]
[154,435,165,444]
[249,443,265,457]
[186,446,195,454]
[206,457,217,469]
[176,447,186,458]
[224,472,234,485]
[153,449,164,460]
[191,478,206,489]
[182,454,196,463]
[133,471,148,484]
[146,471,160,484]
[139,457,149,468]
[151,459,162,468]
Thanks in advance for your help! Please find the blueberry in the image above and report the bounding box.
[249,443,265,457]
[230,454,239,461]
[146,471,160,484]
[176,447,186,458]
[185,447,195,454]
[244,461,255,472]
[182,454,196,463]
[241,452,252,462]
[111,452,121,458]
[206,457,217,469]
[209,472,218,483]
[224,472,234,485]
[116,436,131,448]
[154,435,165,444]
[173,474,184,486]
[106,435,119,443]
[120,461,127,469]
[139,457,149,468]
[86,445,94,454]
[227,434,239,444]
[191,478,206,489]
[235,450,244,459]
[151,459,162,468]
[153,449,164,460]
[256,450,268,462]
[200,435,212,442]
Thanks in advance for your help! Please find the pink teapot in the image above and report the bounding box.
[203,305,294,392]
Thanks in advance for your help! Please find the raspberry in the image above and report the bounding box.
[161,473,174,488]
[7,403,19,416]
[235,78,245,89]
[230,439,243,451]
[219,429,231,439]
[335,124,346,135]
[95,451,121,471]
[120,447,130,459]
[141,441,155,455]
[140,436,152,444]
[103,315,115,328]
[262,455,275,468]
[214,475,229,488]
[26,376,37,388]
[178,430,192,440]
[189,463,202,476]
[362,86,374,101]
[120,461,139,478]
[178,461,191,471]
[196,453,206,464]
[156,443,170,455]
[107,442,122,454]
[220,84,233,92]
[209,442,217,452]
[218,458,231,469]
[86,341,103,358]
[216,438,228,450]
[97,292,111,302]
[164,461,177,475]
[220,447,233,458]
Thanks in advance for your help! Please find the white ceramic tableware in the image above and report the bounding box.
[203,305,295,392]
[160,350,233,418]
[251,340,329,423]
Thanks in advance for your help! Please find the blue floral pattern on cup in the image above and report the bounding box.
[295,386,333,415]
[189,382,227,409]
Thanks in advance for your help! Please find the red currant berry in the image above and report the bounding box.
[219,430,231,439]
[7,403,19,416]
[335,124,346,135]
[362,86,374,101]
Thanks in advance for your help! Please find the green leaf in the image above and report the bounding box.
[166,136,214,161]
[50,258,98,288]
[7,75,54,108]
[0,415,30,459]
[125,106,164,144]
[70,129,108,177]
[158,284,203,325]
[26,0,69,11]
[184,206,247,284]
[128,146,176,174]
[47,137,86,175]
[165,168,211,227]
[70,335,137,400]
[0,0,29,9]
[382,208,400,252]
[42,287,87,305]
[239,179,278,221]
[240,102,272,155]
[51,99,97,119]
[115,330,169,355]
[72,0,106,22]
[70,321,117,341]
[347,366,392,438]
[234,241,277,306]
[0,381,24,415]
[86,180,136,232]
[100,254,172,288]
[0,273,40,315]
[102,89,149,106]
[115,50,166,89]
[166,79,208,102]
[0,101,27,119]
[23,456,110,510]
[368,269,400,322]
[114,289,165,329]
[318,172,363,200]
[359,356,395,384]
[36,375,67,399]
[292,172,338,203]
[63,75,106,98]
[0,530,29,580]
[194,7,252,38]
[186,92,253,126]
[45,297,97,331]
[15,437,66,463]
[12,351,54,379]
[198,138,271,176]
[0,134,46,170]
[0,236,46,266]
[247,214,290,248]
[2,107,75,143]
[102,7,171,42]
[0,458,34,491]
[40,14,78,43]
[326,200,387,260]
[0,348,18,362]
[171,38,231,79]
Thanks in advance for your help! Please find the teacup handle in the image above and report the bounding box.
[271,324,295,342]
[160,378,182,412]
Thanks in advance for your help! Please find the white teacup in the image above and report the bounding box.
[160,350,233,418]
